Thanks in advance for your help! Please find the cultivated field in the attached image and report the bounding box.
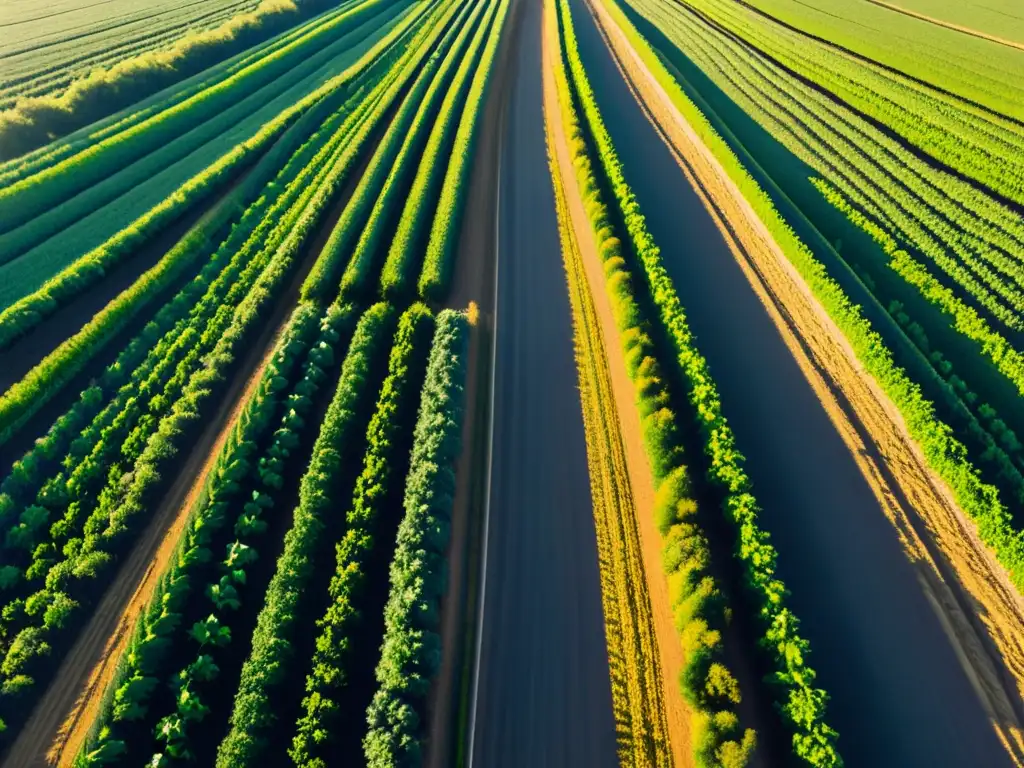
[1,0,1022,766]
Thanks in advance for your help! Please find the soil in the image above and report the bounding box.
[541,6,693,764]
[582,0,1024,762]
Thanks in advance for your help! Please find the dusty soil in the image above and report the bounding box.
[423,0,523,764]
[542,9,693,765]
[584,0,1024,762]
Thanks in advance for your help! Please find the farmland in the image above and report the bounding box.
[2,0,1024,765]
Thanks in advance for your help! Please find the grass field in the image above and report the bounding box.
[1,0,1023,765]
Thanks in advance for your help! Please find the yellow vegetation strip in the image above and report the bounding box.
[547,117,673,768]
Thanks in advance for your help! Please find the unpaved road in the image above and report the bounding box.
[570,0,1021,765]
[467,0,618,764]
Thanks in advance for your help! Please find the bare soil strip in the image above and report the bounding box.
[585,0,1024,760]
[862,0,1024,53]
[541,11,692,766]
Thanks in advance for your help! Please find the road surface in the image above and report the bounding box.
[468,0,619,764]
[569,0,1017,764]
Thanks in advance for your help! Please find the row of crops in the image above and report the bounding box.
[0,0,416,310]
[0,0,262,108]
[615,0,1024,582]
[0,0,506,762]
[547,0,843,765]
[0,0,337,158]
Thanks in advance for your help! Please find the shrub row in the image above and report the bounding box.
[303,0,480,301]
[0,0,340,162]
[134,303,359,767]
[417,0,510,302]
[71,302,330,767]
[214,302,397,768]
[555,0,841,764]
[598,0,1024,591]
[0,0,430,355]
[377,0,501,299]
[362,309,470,767]
[290,302,435,766]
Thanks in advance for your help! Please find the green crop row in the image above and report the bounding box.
[0,0,429,353]
[134,304,359,767]
[600,0,1024,590]
[72,301,334,766]
[377,0,502,299]
[310,0,484,301]
[0,0,410,233]
[685,0,1024,208]
[417,0,510,302]
[547,2,754,765]
[362,309,470,767]
[555,0,842,764]
[214,302,396,768]
[289,302,435,766]
[0,44,411,731]
[629,0,1024,335]
[0,0,343,163]
[0,1,403,268]
[0,0,362,187]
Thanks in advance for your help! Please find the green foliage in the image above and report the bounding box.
[0,0,426,354]
[417,0,511,302]
[553,0,838,763]
[68,303,322,764]
[290,302,435,766]
[362,309,469,767]
[0,0,329,162]
[606,0,1024,592]
[377,0,502,300]
[215,302,396,768]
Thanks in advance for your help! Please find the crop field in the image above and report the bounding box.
[1,0,1023,765]
[0,0,262,107]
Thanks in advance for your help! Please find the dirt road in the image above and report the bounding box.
[569,0,1021,764]
[467,0,618,764]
